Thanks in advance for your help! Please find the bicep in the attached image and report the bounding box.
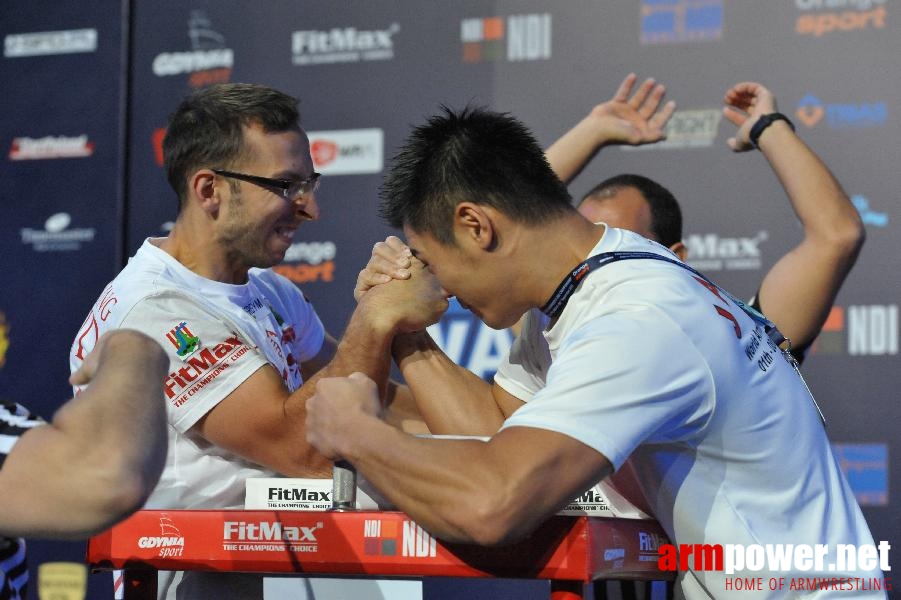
[757,241,851,350]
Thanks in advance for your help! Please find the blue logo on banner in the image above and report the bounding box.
[832,443,888,506]
[851,195,889,227]
[640,0,723,44]
[427,298,514,381]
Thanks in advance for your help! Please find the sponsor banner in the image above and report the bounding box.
[152,10,232,88]
[9,135,94,160]
[640,0,723,45]
[621,109,721,150]
[559,480,652,519]
[684,230,767,272]
[88,509,671,580]
[4,28,97,57]
[273,241,337,284]
[461,13,551,63]
[833,443,888,507]
[20,213,96,252]
[796,94,887,129]
[292,24,399,66]
[308,129,383,175]
[244,478,379,511]
[795,0,887,37]
[813,305,898,357]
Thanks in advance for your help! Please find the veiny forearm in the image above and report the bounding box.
[393,331,505,435]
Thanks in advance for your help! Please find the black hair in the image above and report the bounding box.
[581,174,683,247]
[379,106,572,244]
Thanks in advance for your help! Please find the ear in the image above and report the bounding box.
[188,170,221,216]
[454,202,496,251]
[670,241,688,261]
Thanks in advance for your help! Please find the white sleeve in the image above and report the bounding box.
[501,308,715,470]
[494,309,550,401]
[119,292,270,433]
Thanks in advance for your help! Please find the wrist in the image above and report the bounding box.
[749,112,795,149]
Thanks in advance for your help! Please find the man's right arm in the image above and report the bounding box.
[0,330,169,539]
[195,263,449,478]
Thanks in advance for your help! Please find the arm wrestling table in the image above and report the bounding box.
[87,510,674,600]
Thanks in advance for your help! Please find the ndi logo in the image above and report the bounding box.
[814,305,898,356]
[427,298,513,380]
[461,13,551,63]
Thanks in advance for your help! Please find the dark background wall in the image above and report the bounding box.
[1,1,897,598]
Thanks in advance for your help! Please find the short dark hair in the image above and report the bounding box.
[379,106,572,244]
[581,174,683,247]
[162,83,301,207]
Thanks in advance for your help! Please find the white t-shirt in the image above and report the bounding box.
[69,238,325,509]
[497,227,883,598]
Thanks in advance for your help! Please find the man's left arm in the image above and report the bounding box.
[545,73,675,185]
[723,82,865,352]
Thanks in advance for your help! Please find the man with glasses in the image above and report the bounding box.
[69,83,445,599]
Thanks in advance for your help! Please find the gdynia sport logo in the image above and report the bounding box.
[657,541,891,593]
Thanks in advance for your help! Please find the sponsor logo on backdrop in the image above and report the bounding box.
[4,28,97,57]
[795,0,887,37]
[833,443,888,506]
[851,194,889,227]
[640,0,723,44]
[222,520,323,553]
[273,241,336,284]
[0,311,8,369]
[796,94,887,129]
[308,129,383,175]
[138,514,185,558]
[20,213,96,252]
[427,298,514,381]
[622,108,721,150]
[684,230,767,272]
[461,13,552,63]
[9,135,93,160]
[814,304,898,356]
[292,23,399,65]
[152,10,232,88]
[640,530,668,563]
[363,519,437,558]
[152,127,167,166]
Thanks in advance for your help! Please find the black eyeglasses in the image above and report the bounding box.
[212,168,321,201]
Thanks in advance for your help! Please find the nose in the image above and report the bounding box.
[295,191,319,221]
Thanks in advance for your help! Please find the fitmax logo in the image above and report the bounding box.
[223,521,322,542]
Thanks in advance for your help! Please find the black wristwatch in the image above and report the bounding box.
[749,112,795,149]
